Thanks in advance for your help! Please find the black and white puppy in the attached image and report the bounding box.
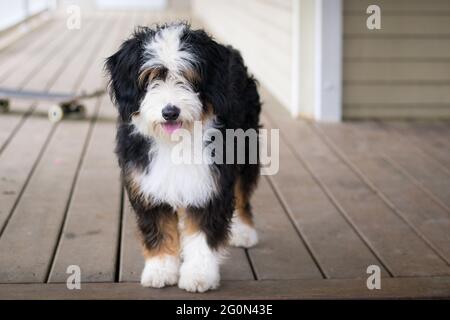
[106,22,261,293]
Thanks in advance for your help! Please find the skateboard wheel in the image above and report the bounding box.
[48,104,64,123]
[0,99,9,113]
[76,104,86,117]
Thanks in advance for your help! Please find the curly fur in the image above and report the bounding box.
[105,22,261,292]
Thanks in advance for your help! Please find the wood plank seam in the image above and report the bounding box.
[368,127,450,209]
[382,153,450,214]
[0,21,61,82]
[115,186,125,283]
[0,125,57,239]
[1,276,449,299]
[388,128,450,174]
[261,118,390,278]
[42,20,98,93]
[18,19,96,91]
[44,17,116,282]
[45,97,103,283]
[344,58,450,63]
[345,80,450,86]
[377,121,450,177]
[48,13,140,283]
[0,19,98,155]
[378,122,450,183]
[116,13,150,284]
[345,35,450,40]
[263,112,395,277]
[244,249,258,280]
[311,123,450,266]
[69,23,115,94]
[0,21,95,157]
[0,21,99,241]
[0,105,36,155]
[265,175,327,279]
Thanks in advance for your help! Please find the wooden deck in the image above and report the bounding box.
[0,12,449,299]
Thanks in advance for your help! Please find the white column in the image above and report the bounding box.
[291,0,342,122]
[314,0,342,122]
[290,0,302,117]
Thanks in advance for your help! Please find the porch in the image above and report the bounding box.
[0,11,449,299]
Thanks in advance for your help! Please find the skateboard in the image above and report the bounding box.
[0,88,105,122]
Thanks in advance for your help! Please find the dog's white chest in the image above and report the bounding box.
[137,144,217,209]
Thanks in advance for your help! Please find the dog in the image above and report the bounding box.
[105,22,261,293]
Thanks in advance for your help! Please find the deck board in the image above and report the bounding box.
[0,20,77,152]
[45,14,134,283]
[2,19,93,91]
[0,120,89,283]
[318,121,450,211]
[261,115,389,279]
[264,92,450,277]
[0,17,88,233]
[0,12,449,298]
[0,17,108,283]
[0,20,60,81]
[383,121,450,172]
[249,178,323,280]
[316,126,450,264]
[1,277,449,299]
[119,195,144,283]
[0,116,53,234]
[48,99,121,283]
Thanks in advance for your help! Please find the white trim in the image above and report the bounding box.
[290,0,301,117]
[314,0,343,122]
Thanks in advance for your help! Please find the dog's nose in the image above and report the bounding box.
[162,105,180,121]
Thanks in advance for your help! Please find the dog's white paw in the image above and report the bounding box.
[140,255,179,288]
[229,216,258,248]
[178,260,220,293]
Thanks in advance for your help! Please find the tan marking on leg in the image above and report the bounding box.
[142,213,180,259]
[124,169,150,206]
[177,208,200,236]
[234,178,254,226]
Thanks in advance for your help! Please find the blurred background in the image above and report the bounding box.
[2,0,449,122]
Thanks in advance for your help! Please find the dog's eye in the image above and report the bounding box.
[181,69,201,85]
[139,66,168,88]
[150,82,160,89]
[150,67,167,82]
[154,68,168,81]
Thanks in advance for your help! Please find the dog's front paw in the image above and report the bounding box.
[140,255,179,288]
[178,260,220,293]
[229,216,258,248]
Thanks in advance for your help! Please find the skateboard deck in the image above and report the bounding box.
[0,88,105,122]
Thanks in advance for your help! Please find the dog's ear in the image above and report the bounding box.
[191,30,242,125]
[105,34,145,122]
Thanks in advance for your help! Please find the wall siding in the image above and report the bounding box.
[343,0,450,119]
[192,0,293,111]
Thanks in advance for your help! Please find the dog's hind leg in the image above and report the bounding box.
[229,172,259,248]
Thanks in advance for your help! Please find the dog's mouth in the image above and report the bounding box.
[161,121,182,134]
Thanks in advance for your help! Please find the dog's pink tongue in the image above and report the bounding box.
[162,122,182,134]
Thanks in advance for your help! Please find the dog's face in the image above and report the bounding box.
[106,23,222,141]
[136,24,203,139]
